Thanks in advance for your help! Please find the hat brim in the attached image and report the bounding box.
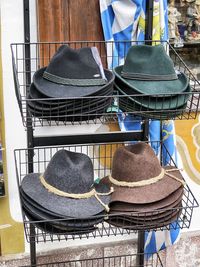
[109,200,182,220]
[20,188,105,228]
[21,173,111,218]
[114,66,189,95]
[23,208,97,235]
[114,82,190,110]
[28,99,112,121]
[107,210,181,230]
[33,67,114,98]
[101,166,184,204]
[28,83,113,111]
[119,100,187,120]
[27,89,113,114]
[110,187,183,214]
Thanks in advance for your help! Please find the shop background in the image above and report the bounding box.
[1,0,200,255]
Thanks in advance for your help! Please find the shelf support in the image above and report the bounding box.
[24,0,36,266]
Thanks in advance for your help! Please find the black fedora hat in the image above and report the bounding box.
[27,83,113,111]
[27,98,112,122]
[21,150,112,218]
[33,45,114,98]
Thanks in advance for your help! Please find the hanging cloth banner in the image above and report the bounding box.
[99,0,180,257]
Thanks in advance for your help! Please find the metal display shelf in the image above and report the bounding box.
[19,252,163,267]
[14,141,198,244]
[11,40,200,128]
[14,1,198,267]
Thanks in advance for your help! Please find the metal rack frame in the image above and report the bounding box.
[14,0,199,266]
[14,141,198,244]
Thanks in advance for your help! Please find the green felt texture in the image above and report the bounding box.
[114,82,190,110]
[122,45,176,78]
[114,65,189,95]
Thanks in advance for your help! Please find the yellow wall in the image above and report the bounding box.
[0,22,24,256]
[175,113,200,185]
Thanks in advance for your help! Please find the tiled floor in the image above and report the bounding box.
[1,231,200,267]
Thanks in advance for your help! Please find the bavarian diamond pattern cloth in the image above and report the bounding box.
[99,0,180,257]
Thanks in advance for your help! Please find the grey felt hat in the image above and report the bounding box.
[23,208,97,235]
[20,188,106,228]
[21,149,112,218]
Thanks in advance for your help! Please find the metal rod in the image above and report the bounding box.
[145,0,154,44]
[136,231,145,266]
[33,131,143,146]
[142,120,149,141]
[24,0,36,266]
[30,224,36,267]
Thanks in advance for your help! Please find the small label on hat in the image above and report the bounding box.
[93,74,101,77]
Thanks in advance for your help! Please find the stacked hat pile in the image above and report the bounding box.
[28,45,114,122]
[113,44,190,120]
[20,149,112,234]
[102,143,185,230]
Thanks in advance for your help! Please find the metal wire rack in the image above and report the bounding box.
[11,41,200,128]
[19,252,163,267]
[14,141,198,243]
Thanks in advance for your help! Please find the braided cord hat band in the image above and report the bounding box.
[108,168,185,188]
[43,71,107,86]
[40,175,113,212]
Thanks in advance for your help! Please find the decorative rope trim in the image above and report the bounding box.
[40,175,113,212]
[165,169,186,186]
[43,71,107,86]
[121,71,178,81]
[108,168,185,188]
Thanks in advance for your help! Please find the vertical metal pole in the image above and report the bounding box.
[145,0,154,45]
[24,0,36,266]
[136,2,154,266]
[136,231,145,266]
[136,120,149,266]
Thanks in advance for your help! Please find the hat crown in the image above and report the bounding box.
[122,45,176,79]
[111,143,162,183]
[43,150,94,194]
[45,45,103,80]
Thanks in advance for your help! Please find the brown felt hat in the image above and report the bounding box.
[102,143,184,205]
[109,200,182,220]
[107,209,181,230]
[110,188,183,215]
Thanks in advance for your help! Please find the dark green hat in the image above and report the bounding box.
[113,44,189,95]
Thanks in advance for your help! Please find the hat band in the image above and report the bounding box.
[40,174,113,212]
[108,168,185,187]
[43,71,107,86]
[121,71,178,81]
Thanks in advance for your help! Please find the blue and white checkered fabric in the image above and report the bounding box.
[99,0,180,257]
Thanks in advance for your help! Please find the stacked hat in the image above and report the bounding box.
[28,45,114,122]
[101,143,185,230]
[20,149,112,234]
[113,44,190,120]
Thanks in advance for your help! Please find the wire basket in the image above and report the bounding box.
[11,41,200,128]
[19,252,163,267]
[14,141,198,243]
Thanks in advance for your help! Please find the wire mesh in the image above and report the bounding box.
[10,41,200,127]
[19,252,163,267]
[14,141,198,243]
